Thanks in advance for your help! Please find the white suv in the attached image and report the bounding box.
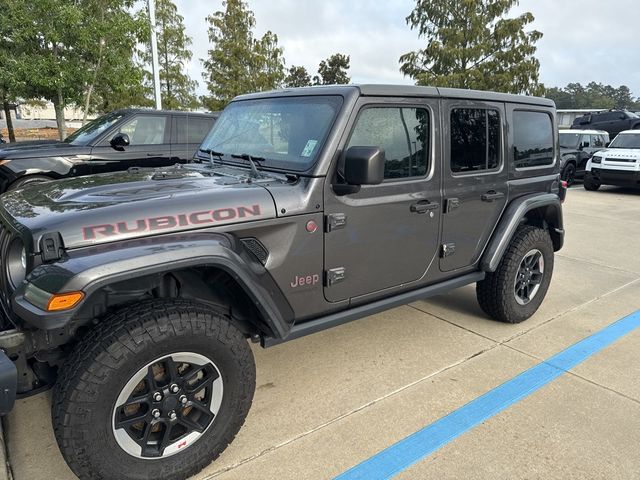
[584,130,640,190]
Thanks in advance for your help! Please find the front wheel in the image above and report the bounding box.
[52,300,256,480]
[583,177,601,191]
[476,225,554,323]
[8,174,53,190]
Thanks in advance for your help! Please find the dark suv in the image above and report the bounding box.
[571,109,640,138]
[0,85,565,480]
[0,109,218,192]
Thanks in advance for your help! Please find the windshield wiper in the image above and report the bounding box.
[199,148,225,167]
[231,153,265,179]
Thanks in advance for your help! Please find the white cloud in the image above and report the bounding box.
[170,0,640,97]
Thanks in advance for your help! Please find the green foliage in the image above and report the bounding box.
[545,82,640,110]
[0,0,148,137]
[313,54,351,85]
[202,0,285,111]
[284,66,312,88]
[142,0,199,110]
[400,0,543,95]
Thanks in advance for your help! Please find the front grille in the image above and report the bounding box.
[607,158,636,163]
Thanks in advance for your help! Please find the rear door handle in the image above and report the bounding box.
[410,201,439,214]
[481,191,505,202]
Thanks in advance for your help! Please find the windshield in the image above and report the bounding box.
[64,112,125,145]
[608,134,640,149]
[199,95,343,171]
[627,111,639,118]
[559,132,580,149]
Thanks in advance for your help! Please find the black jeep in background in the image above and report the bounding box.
[0,109,218,192]
[571,109,640,138]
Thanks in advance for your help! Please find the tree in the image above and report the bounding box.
[80,0,148,123]
[202,0,285,111]
[0,0,22,142]
[3,0,147,139]
[399,0,543,95]
[544,82,640,110]
[313,54,350,85]
[142,0,199,110]
[284,66,312,88]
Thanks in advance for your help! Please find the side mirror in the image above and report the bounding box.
[110,132,130,150]
[605,142,610,147]
[620,114,626,119]
[334,146,386,196]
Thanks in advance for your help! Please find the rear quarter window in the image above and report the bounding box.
[513,111,554,169]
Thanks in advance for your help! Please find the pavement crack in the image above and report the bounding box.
[556,253,640,276]
[201,343,501,479]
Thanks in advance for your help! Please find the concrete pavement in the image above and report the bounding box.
[4,185,640,480]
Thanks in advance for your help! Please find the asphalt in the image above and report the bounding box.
[3,184,640,480]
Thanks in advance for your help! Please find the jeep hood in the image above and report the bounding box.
[0,166,277,249]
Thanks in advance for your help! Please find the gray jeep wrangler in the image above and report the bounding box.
[0,85,565,480]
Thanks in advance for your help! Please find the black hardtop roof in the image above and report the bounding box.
[110,108,219,117]
[235,84,555,108]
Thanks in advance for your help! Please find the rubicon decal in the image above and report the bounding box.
[82,205,262,240]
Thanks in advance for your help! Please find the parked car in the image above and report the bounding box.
[571,109,640,138]
[584,129,640,190]
[0,109,218,192]
[558,129,609,185]
[0,85,565,480]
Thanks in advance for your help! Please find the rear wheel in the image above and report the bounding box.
[561,163,576,186]
[476,225,554,323]
[52,300,256,480]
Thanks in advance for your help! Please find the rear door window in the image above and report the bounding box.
[513,111,554,168]
[450,108,501,173]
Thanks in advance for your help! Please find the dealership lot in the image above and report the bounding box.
[3,185,640,480]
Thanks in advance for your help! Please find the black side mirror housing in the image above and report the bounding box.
[344,146,385,185]
[110,133,130,150]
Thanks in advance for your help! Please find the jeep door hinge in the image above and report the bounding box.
[325,267,346,286]
[441,242,456,258]
[326,213,347,232]
[445,197,460,213]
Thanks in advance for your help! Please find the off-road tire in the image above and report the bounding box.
[583,178,601,191]
[561,162,576,186]
[476,225,554,323]
[52,299,256,480]
[8,175,53,190]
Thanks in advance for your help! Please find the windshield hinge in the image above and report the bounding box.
[40,232,64,262]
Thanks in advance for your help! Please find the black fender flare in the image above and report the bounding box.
[480,193,564,273]
[12,233,294,338]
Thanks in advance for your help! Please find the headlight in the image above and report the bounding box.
[592,156,602,164]
[6,238,27,288]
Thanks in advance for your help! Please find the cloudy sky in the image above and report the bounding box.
[170,0,640,97]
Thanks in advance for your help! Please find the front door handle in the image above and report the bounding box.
[410,201,439,214]
[481,191,505,202]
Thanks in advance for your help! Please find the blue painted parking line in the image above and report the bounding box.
[334,309,640,480]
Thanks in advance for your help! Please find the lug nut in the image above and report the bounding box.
[168,410,177,420]
[152,409,161,419]
[179,395,187,405]
[170,384,180,394]
[153,392,162,402]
